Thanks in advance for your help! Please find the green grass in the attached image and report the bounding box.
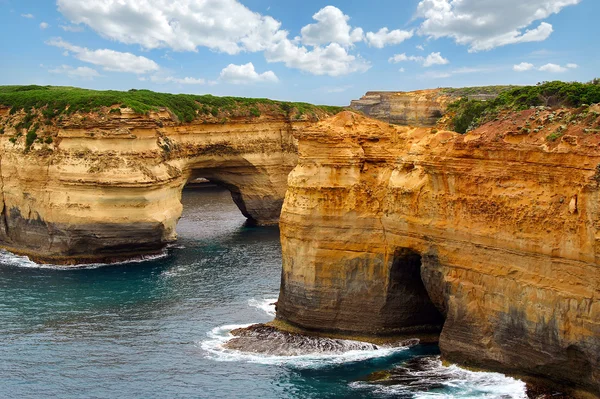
[446,80,600,133]
[0,85,344,123]
[442,85,518,97]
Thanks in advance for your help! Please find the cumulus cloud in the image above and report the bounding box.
[57,0,285,54]
[365,28,413,48]
[40,22,49,30]
[47,38,160,74]
[299,6,363,47]
[49,65,100,80]
[416,45,425,51]
[538,63,568,72]
[265,41,370,76]
[423,52,449,67]
[21,13,34,19]
[513,62,535,72]
[388,52,448,67]
[56,0,372,76]
[219,62,278,84]
[416,0,580,52]
[514,62,578,72]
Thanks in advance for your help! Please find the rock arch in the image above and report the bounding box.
[0,117,303,264]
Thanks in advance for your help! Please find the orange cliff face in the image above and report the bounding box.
[276,111,600,397]
[349,89,455,126]
[0,106,316,264]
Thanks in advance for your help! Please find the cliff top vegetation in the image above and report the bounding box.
[447,80,600,133]
[0,85,344,123]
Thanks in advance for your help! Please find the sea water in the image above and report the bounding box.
[0,187,527,399]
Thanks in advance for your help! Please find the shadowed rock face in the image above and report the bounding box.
[276,111,600,397]
[0,108,309,264]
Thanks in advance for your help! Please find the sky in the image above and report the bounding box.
[0,0,598,105]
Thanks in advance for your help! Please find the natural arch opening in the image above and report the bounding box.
[382,248,445,334]
[181,165,285,227]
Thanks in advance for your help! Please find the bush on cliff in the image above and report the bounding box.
[0,86,344,124]
[447,80,600,133]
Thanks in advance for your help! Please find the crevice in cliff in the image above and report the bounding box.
[0,151,8,239]
[381,248,445,334]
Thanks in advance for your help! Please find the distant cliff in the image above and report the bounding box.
[349,86,514,127]
[277,110,600,397]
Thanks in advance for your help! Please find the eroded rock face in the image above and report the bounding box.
[0,108,307,264]
[349,90,454,126]
[277,111,600,396]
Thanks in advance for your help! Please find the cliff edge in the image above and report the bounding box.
[277,110,600,397]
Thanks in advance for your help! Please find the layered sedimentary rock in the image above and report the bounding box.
[0,106,312,264]
[349,89,454,126]
[277,111,600,396]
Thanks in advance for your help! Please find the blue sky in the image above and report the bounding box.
[0,0,598,105]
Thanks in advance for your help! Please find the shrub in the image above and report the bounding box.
[249,107,261,117]
[0,85,344,125]
[25,129,38,150]
[44,136,53,144]
[447,81,600,133]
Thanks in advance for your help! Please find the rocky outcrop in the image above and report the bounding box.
[276,111,600,397]
[0,106,314,264]
[349,89,454,126]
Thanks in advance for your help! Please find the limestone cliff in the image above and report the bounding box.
[0,105,316,264]
[277,110,600,397]
[349,89,454,126]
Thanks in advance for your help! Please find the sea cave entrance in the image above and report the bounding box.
[382,248,445,335]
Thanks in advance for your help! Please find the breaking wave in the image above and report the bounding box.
[0,248,169,270]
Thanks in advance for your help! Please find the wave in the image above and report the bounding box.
[200,323,409,368]
[350,356,527,399]
[0,249,169,270]
[247,298,277,317]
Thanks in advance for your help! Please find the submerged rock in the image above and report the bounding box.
[224,324,418,356]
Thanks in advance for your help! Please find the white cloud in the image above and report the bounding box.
[47,38,160,74]
[265,41,370,76]
[566,63,578,69]
[365,28,413,48]
[388,52,448,67]
[40,22,49,29]
[299,6,363,47]
[219,62,278,84]
[399,68,405,73]
[21,13,34,19]
[513,62,535,72]
[57,0,284,55]
[60,24,84,32]
[416,45,425,51]
[423,52,449,67]
[416,0,580,52]
[539,63,568,72]
[49,65,100,80]
[55,0,375,77]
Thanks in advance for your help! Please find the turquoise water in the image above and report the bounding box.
[0,187,527,399]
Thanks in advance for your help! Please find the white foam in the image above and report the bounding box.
[200,323,408,368]
[247,298,277,317]
[350,357,527,399]
[0,249,169,270]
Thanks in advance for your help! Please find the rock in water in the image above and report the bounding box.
[224,324,417,356]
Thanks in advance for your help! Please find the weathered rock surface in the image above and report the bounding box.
[349,89,454,126]
[276,111,600,397]
[0,107,312,264]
